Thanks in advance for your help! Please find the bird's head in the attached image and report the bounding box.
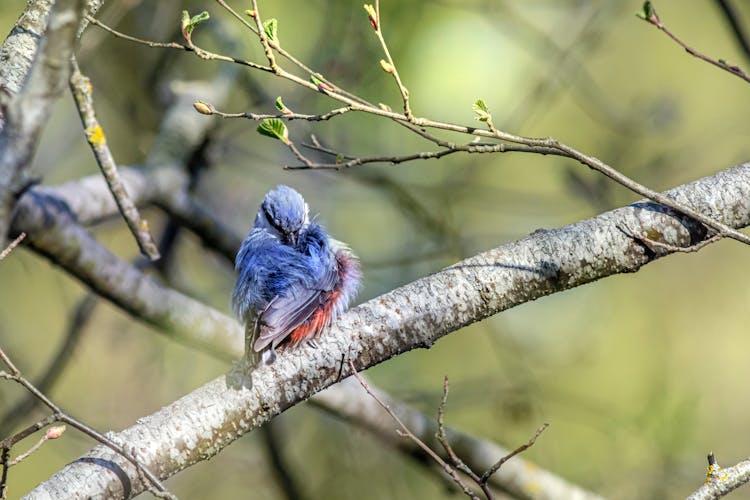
[256,185,310,246]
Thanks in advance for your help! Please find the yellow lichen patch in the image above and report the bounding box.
[86,125,106,147]
[705,463,728,484]
[644,228,663,241]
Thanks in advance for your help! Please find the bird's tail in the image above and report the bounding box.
[245,319,262,367]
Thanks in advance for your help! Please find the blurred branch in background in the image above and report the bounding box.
[0,294,95,437]
[348,368,553,500]
[261,421,303,500]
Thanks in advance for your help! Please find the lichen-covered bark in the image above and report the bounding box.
[686,459,750,499]
[0,0,56,96]
[25,163,750,499]
[0,0,91,244]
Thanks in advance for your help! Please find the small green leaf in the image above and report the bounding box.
[191,11,210,26]
[310,75,323,86]
[472,99,491,122]
[275,96,292,114]
[263,18,279,43]
[636,1,653,20]
[181,10,210,41]
[473,99,489,113]
[257,118,289,144]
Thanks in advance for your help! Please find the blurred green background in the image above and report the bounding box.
[2,0,750,498]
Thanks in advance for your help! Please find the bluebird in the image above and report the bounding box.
[231,185,361,365]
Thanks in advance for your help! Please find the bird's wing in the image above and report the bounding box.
[253,264,339,352]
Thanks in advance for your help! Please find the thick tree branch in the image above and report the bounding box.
[13,165,590,499]
[24,163,750,498]
[0,0,100,243]
[10,185,242,360]
[0,0,102,98]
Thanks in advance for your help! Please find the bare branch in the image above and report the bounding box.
[0,347,175,499]
[289,139,560,170]
[348,363,480,499]
[8,426,66,467]
[69,57,160,260]
[640,2,750,84]
[314,378,603,500]
[0,233,25,261]
[10,189,242,359]
[368,0,414,120]
[480,424,549,486]
[205,104,354,122]
[1,447,8,499]
[84,14,271,72]
[85,3,750,246]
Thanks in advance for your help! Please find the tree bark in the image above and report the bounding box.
[24,162,750,498]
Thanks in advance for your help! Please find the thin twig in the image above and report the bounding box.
[641,2,750,84]
[0,295,96,436]
[69,57,160,260]
[85,14,271,72]
[214,0,371,106]
[348,362,481,500]
[436,377,494,499]
[209,105,353,122]
[715,0,750,65]
[0,415,58,451]
[618,224,724,254]
[87,11,750,246]
[249,0,279,73]
[8,426,65,466]
[0,347,176,498]
[285,141,314,168]
[480,424,549,485]
[291,140,560,170]
[369,0,413,120]
[0,232,24,261]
